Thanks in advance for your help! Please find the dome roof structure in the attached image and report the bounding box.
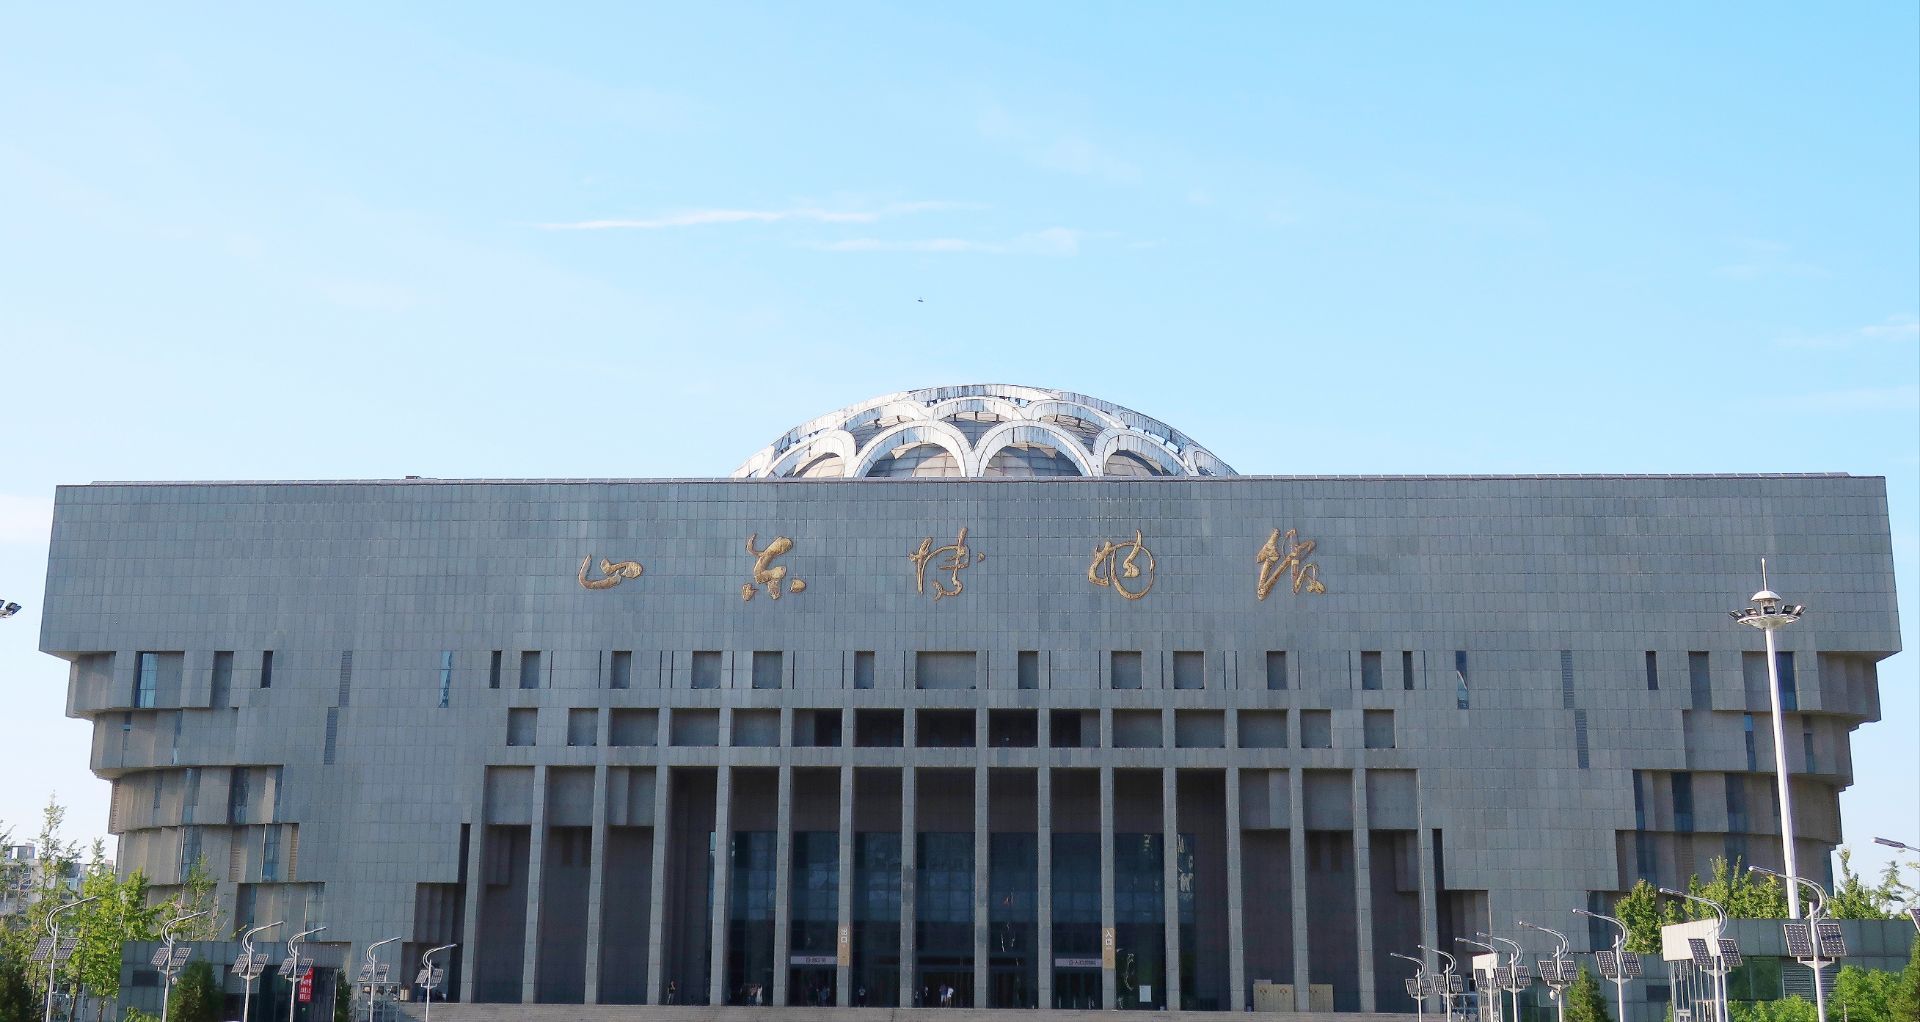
[732,384,1235,479]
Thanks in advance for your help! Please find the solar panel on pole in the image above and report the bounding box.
[1620,953,1642,979]
[1687,939,1715,969]
[30,936,53,962]
[1814,920,1848,959]
[1716,939,1743,970]
[1783,923,1814,959]
[1407,978,1423,998]
[1595,951,1620,980]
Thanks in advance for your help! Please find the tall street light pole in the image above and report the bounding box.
[1573,909,1632,1022]
[157,908,209,1022]
[43,895,97,1022]
[1731,559,1806,918]
[420,943,457,1022]
[1388,951,1428,1022]
[1660,889,1731,1022]
[1456,938,1502,1022]
[238,921,283,1022]
[284,926,325,1022]
[1484,933,1527,1022]
[1419,945,1460,1022]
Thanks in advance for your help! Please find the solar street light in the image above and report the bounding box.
[420,943,457,1021]
[236,921,282,1022]
[156,908,209,1022]
[1731,561,1807,919]
[40,895,96,1022]
[362,937,404,1022]
[1813,921,1847,959]
[1753,863,1838,1022]
[283,925,325,1022]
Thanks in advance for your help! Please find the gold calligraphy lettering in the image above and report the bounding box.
[578,556,644,590]
[1088,529,1155,601]
[742,533,806,602]
[909,527,981,601]
[1255,528,1326,598]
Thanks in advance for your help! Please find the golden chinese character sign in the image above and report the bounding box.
[909,527,981,602]
[1255,528,1326,598]
[742,533,807,602]
[577,556,644,590]
[1088,530,1155,600]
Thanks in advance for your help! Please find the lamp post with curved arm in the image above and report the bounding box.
[238,921,283,1022]
[1518,920,1575,1022]
[1483,933,1529,1022]
[1752,864,1835,1022]
[42,895,97,1022]
[1389,952,1430,1022]
[419,944,457,1021]
[156,908,209,1022]
[1573,909,1632,1022]
[362,937,403,1022]
[1419,945,1460,1022]
[1659,889,1731,1022]
[1457,938,1502,1022]
[283,926,325,1022]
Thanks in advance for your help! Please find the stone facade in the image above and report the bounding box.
[40,472,1899,1014]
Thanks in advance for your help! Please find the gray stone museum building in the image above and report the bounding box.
[38,384,1901,1014]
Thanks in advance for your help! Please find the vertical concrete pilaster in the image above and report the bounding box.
[708,765,733,1006]
[1354,767,1376,1012]
[644,756,671,1004]
[1100,764,1116,1010]
[583,760,609,1003]
[1163,766,1181,1010]
[836,759,854,1007]
[1225,766,1247,1012]
[899,765,917,1007]
[458,807,485,1003]
[1290,768,1310,1010]
[772,763,794,1006]
[520,764,548,1004]
[1037,765,1054,1011]
[974,760,990,1008]
[1417,814,1439,972]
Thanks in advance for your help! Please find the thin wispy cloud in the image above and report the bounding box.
[1792,385,1920,412]
[812,227,1083,256]
[1773,313,1920,350]
[1715,238,1829,280]
[542,200,972,231]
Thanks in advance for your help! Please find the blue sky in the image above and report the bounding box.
[2,5,1915,875]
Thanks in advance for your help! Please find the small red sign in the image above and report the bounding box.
[298,967,314,1003]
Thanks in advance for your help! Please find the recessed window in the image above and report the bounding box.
[1109,651,1142,690]
[135,652,160,708]
[1454,651,1469,710]
[1300,710,1333,749]
[1645,651,1659,691]
[1360,651,1382,691]
[507,708,537,746]
[609,650,632,690]
[1401,651,1415,691]
[518,651,542,690]
[488,650,503,690]
[853,651,875,690]
[567,708,597,747]
[752,651,784,690]
[915,651,976,690]
[211,652,233,709]
[259,651,274,690]
[1017,650,1040,690]
[1172,651,1204,690]
[1265,651,1288,691]
[1363,709,1394,749]
[691,651,722,690]
[438,652,452,708]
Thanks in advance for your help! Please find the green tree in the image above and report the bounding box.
[1618,878,1676,954]
[69,845,163,1022]
[1833,963,1900,1022]
[333,974,352,1022]
[168,959,220,1022]
[1890,936,1920,1022]
[1564,966,1612,1022]
[1684,857,1788,921]
[158,859,222,942]
[0,957,38,1022]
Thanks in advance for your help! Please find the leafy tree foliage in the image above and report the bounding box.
[1618,858,1788,953]
[1564,966,1612,1022]
[70,841,164,1022]
[1731,996,1819,1022]
[1830,848,1920,921]
[168,959,221,1022]
[0,957,38,1022]
[334,973,353,1022]
[1891,936,1920,1022]
[1834,963,1901,1022]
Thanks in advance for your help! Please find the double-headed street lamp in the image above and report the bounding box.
[1752,864,1848,1022]
[1518,920,1579,1022]
[1456,938,1503,1022]
[39,895,96,1022]
[1731,561,1807,918]
[418,944,457,1021]
[361,937,403,1022]
[1419,944,1463,1022]
[1483,933,1530,1022]
[282,926,325,1022]
[236,921,283,1022]
[1660,889,1739,1022]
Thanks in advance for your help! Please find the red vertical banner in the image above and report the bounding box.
[298,967,314,1003]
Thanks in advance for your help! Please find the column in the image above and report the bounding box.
[519,764,548,1003]
[1417,816,1439,967]
[583,761,610,1003]
[899,765,917,1007]
[644,756,672,1004]
[836,760,854,1007]
[708,765,733,1006]
[1353,767,1376,1012]
[1225,766,1247,1012]
[1100,764,1116,1009]
[974,760,990,1008]
[458,808,486,1003]
[1290,768,1310,1010]
[772,764,794,1005]
[1162,766,1182,1009]
[1037,766,1054,1011]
